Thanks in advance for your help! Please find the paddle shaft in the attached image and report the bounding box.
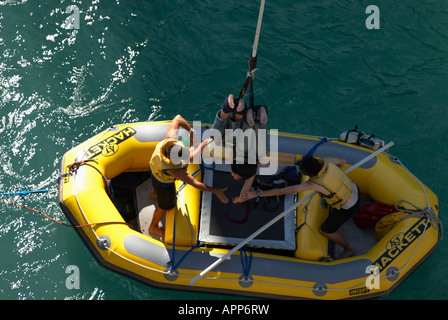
[189,141,394,286]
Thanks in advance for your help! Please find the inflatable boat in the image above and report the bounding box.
[58,120,441,299]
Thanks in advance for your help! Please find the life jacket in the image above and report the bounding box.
[150,138,188,185]
[310,159,354,210]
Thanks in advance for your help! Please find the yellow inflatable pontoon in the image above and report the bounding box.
[58,121,442,299]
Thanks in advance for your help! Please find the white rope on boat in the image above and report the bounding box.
[393,157,442,239]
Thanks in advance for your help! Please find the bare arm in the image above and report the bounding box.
[190,137,213,163]
[165,115,211,163]
[167,168,228,203]
[232,175,255,204]
[242,180,316,200]
[165,114,192,139]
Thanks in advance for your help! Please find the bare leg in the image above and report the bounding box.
[149,206,166,237]
[320,228,355,259]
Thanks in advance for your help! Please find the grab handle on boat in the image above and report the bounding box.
[189,141,394,286]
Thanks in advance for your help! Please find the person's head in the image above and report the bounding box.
[299,155,324,177]
[165,143,190,164]
[230,162,257,180]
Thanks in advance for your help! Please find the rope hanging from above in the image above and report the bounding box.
[238,0,266,103]
[251,0,266,64]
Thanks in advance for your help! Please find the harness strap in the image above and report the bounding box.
[151,172,175,188]
[240,246,253,278]
[169,241,204,272]
[295,137,328,167]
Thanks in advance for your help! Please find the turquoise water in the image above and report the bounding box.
[0,0,447,300]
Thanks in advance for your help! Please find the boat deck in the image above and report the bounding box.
[109,167,377,260]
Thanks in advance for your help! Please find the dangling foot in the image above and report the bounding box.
[337,246,355,259]
[221,94,235,113]
[148,226,165,237]
[246,108,255,126]
[259,106,268,125]
[236,98,245,114]
[233,98,247,121]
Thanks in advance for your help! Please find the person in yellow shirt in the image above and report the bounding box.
[149,115,228,237]
[243,155,360,259]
